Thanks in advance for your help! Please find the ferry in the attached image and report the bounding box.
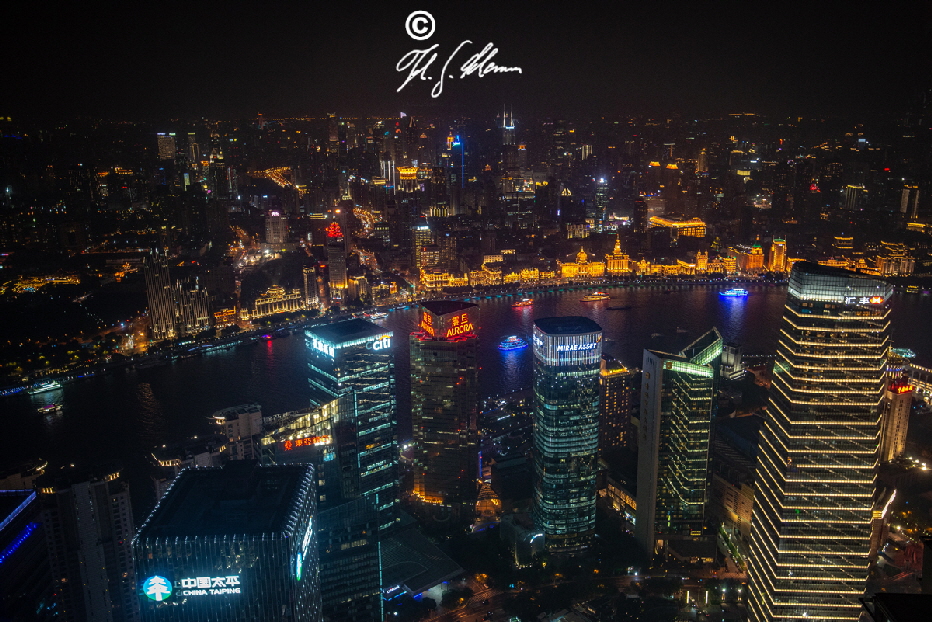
[498,336,528,351]
[27,380,62,395]
[719,288,749,297]
[367,312,389,320]
[580,292,610,302]
[37,403,62,414]
[511,298,534,308]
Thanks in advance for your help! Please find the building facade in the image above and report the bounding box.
[410,301,480,514]
[306,319,399,533]
[635,328,723,557]
[39,468,138,622]
[532,317,602,552]
[133,462,320,622]
[747,262,893,622]
[599,354,638,454]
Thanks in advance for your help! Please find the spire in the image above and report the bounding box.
[613,234,622,255]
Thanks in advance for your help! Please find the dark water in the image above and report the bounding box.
[3,285,929,514]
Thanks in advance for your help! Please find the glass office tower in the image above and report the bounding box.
[748,262,892,622]
[306,319,399,532]
[410,300,480,513]
[133,462,320,622]
[635,328,723,557]
[531,317,602,552]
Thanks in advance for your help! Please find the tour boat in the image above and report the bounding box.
[27,380,62,395]
[37,403,62,414]
[719,288,749,297]
[580,292,610,302]
[498,336,528,351]
[511,298,534,308]
[368,312,389,319]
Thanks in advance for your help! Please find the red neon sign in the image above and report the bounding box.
[869,296,884,304]
[282,436,330,451]
[326,222,343,238]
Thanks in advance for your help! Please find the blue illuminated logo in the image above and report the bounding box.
[142,575,172,602]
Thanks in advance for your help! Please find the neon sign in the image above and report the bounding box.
[370,337,391,350]
[444,313,475,338]
[177,575,241,596]
[419,312,435,336]
[844,296,884,305]
[142,576,172,602]
[556,343,597,352]
[282,436,331,451]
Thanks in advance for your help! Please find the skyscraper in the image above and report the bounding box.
[880,376,914,463]
[156,133,176,161]
[635,328,723,557]
[531,317,602,553]
[598,354,638,454]
[39,467,138,622]
[133,461,321,622]
[265,210,287,245]
[306,319,399,532]
[410,301,480,517]
[747,262,893,622]
[144,255,176,342]
[324,222,347,303]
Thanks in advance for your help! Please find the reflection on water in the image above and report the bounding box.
[0,285,927,516]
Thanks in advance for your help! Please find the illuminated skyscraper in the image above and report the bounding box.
[635,328,723,557]
[306,319,398,532]
[410,301,480,515]
[265,210,287,245]
[769,237,787,272]
[144,254,176,342]
[324,221,347,303]
[156,133,176,161]
[879,376,913,463]
[133,461,321,622]
[599,354,638,454]
[532,317,602,552]
[748,263,892,622]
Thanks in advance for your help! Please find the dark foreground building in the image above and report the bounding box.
[132,461,321,621]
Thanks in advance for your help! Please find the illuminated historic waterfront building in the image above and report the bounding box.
[133,462,321,621]
[635,328,723,557]
[747,262,892,622]
[769,238,787,272]
[532,317,602,552]
[410,301,480,514]
[306,319,399,532]
[605,235,631,274]
[559,247,606,279]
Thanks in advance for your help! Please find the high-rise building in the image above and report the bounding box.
[410,301,480,515]
[747,262,893,622]
[144,255,177,342]
[156,133,176,161]
[532,317,602,553]
[880,376,914,463]
[324,222,347,303]
[599,354,638,454]
[133,461,321,621]
[39,467,138,622]
[635,328,723,557]
[769,237,787,272]
[265,210,287,245]
[306,319,399,532]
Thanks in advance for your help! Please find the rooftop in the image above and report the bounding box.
[534,316,601,336]
[136,461,312,539]
[419,299,478,316]
[306,318,387,345]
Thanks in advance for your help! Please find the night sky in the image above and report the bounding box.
[6,2,931,120]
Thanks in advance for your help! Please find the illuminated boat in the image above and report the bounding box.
[498,336,528,351]
[511,298,534,308]
[719,288,749,297]
[368,312,389,319]
[37,403,62,414]
[580,292,610,302]
[27,380,62,395]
